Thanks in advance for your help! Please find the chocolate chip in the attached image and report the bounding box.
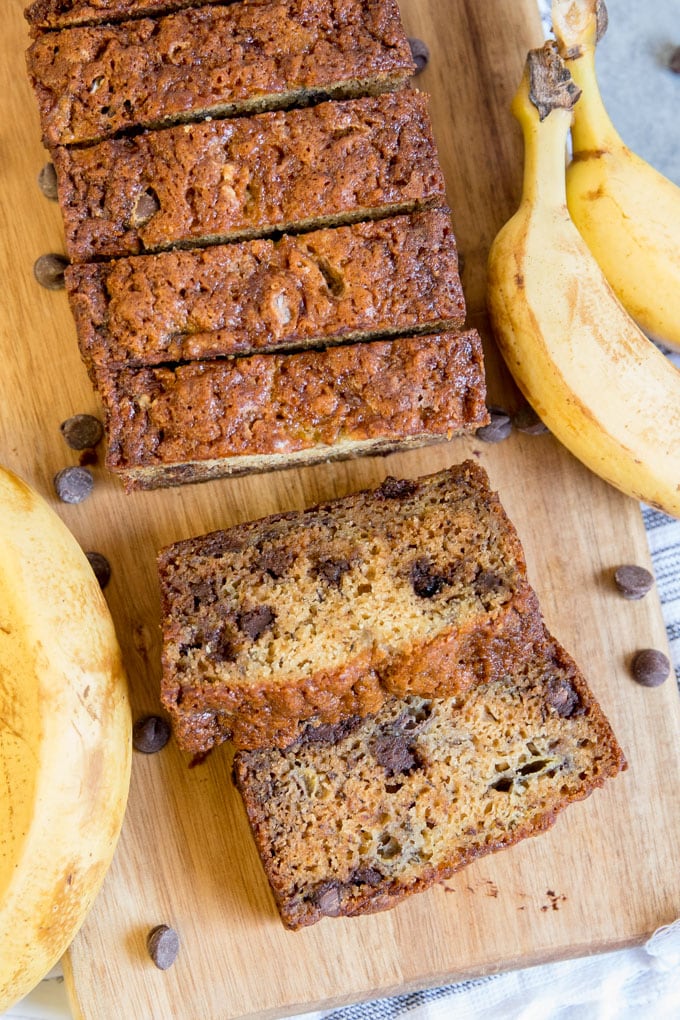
[670,46,680,74]
[132,187,160,226]
[133,715,171,753]
[614,564,654,600]
[371,733,419,776]
[378,476,418,500]
[238,604,275,640]
[38,162,58,200]
[60,413,104,450]
[474,570,502,595]
[545,677,581,717]
[146,925,179,970]
[631,648,671,688]
[351,867,383,887]
[311,882,342,917]
[298,715,361,748]
[33,252,69,290]
[53,466,94,504]
[313,556,351,587]
[476,407,512,443]
[512,405,549,435]
[408,37,430,74]
[85,551,111,589]
[257,545,294,579]
[410,557,445,598]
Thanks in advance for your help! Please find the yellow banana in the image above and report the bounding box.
[0,467,131,1011]
[552,0,680,352]
[486,42,680,518]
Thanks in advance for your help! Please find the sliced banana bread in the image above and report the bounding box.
[157,460,546,753]
[66,210,465,381]
[52,89,446,263]
[233,628,627,929]
[101,331,488,491]
[27,0,415,146]
[25,0,229,32]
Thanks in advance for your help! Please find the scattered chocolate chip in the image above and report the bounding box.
[670,46,680,74]
[351,867,383,887]
[37,161,58,200]
[512,404,549,435]
[33,252,69,290]
[257,545,294,579]
[614,564,654,600]
[545,677,581,718]
[311,882,342,917]
[60,413,104,450]
[371,733,419,776]
[132,187,160,226]
[378,476,418,500]
[476,407,512,443]
[474,570,502,595]
[410,557,446,598]
[238,604,275,640]
[631,648,671,688]
[298,715,361,748]
[312,556,351,587]
[133,715,172,754]
[85,551,111,589]
[408,37,430,74]
[146,925,180,970]
[53,466,94,504]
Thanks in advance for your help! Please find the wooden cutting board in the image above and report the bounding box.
[3,0,680,1016]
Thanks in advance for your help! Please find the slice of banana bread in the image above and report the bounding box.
[27,0,415,146]
[101,331,488,491]
[66,210,465,381]
[157,460,546,753]
[52,89,446,263]
[25,0,228,32]
[233,628,627,929]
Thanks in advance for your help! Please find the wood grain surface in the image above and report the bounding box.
[3,0,680,1017]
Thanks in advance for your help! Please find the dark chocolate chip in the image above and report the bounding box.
[146,925,179,970]
[38,162,58,201]
[545,677,581,717]
[410,557,446,598]
[670,46,680,74]
[614,565,654,600]
[378,476,418,500]
[257,545,294,579]
[53,466,94,504]
[631,648,671,688]
[351,867,383,887]
[60,413,104,450]
[474,570,502,595]
[512,405,549,435]
[33,253,69,290]
[132,187,160,226]
[408,37,430,74]
[476,407,512,443]
[133,715,171,754]
[311,882,342,917]
[298,715,362,748]
[371,733,419,776]
[313,556,351,587]
[238,605,275,640]
[85,551,111,589]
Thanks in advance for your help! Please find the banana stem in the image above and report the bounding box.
[512,44,579,210]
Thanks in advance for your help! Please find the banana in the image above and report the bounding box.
[552,0,680,352]
[0,466,131,1012]
[486,42,680,518]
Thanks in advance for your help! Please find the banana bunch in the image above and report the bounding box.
[552,0,680,352]
[486,42,680,518]
[0,467,131,1012]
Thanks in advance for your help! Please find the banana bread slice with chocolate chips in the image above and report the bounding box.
[25,0,229,33]
[27,0,415,146]
[157,460,546,753]
[233,628,626,929]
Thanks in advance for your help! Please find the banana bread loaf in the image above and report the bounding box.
[100,331,488,491]
[233,628,626,929]
[66,210,465,381]
[25,0,229,32]
[157,460,547,753]
[27,0,415,146]
[52,89,446,263]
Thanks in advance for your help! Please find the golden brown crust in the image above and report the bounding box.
[233,629,626,929]
[25,0,226,32]
[66,211,465,379]
[157,461,547,753]
[52,90,446,263]
[27,0,415,146]
[100,332,488,491]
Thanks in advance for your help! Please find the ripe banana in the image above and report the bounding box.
[486,42,680,518]
[552,0,680,352]
[0,466,131,1012]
